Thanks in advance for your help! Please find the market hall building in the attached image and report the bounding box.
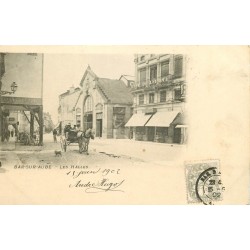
[126,54,187,144]
[58,66,133,139]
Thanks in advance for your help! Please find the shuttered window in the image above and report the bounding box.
[139,94,144,105]
[174,89,181,100]
[174,56,183,78]
[160,91,166,102]
[161,61,169,77]
[150,65,157,81]
[139,68,146,85]
[149,93,154,103]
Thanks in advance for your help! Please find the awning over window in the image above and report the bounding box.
[125,113,153,127]
[145,111,180,127]
[176,124,188,128]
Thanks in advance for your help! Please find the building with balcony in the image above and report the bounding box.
[58,66,133,139]
[125,54,187,144]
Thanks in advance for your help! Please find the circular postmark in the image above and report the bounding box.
[195,167,225,205]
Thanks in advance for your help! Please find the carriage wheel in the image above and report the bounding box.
[79,142,84,154]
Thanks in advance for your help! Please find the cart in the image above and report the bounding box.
[60,130,91,153]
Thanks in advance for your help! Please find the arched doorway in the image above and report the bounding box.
[83,95,93,130]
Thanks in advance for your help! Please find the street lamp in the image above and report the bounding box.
[0,81,18,142]
[0,81,18,95]
[10,82,18,93]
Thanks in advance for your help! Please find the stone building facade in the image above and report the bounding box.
[58,66,133,139]
[126,54,187,144]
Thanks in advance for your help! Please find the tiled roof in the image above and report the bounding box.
[97,78,133,104]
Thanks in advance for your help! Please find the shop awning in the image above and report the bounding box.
[145,111,180,127]
[176,125,188,128]
[125,113,153,127]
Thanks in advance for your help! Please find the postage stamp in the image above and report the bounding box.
[185,160,225,205]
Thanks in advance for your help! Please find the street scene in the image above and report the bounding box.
[0,53,187,167]
[0,52,190,204]
[0,48,249,205]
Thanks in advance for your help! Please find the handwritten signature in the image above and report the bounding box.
[69,178,125,193]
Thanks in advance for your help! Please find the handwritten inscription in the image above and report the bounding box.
[66,167,125,193]
[12,164,125,193]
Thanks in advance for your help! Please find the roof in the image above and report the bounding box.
[79,65,133,104]
[59,87,81,97]
[119,75,135,82]
[97,78,133,104]
[80,65,98,87]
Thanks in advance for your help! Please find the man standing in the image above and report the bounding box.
[52,128,57,143]
[8,123,13,139]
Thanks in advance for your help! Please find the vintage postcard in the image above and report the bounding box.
[0,46,249,204]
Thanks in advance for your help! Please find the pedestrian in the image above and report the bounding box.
[64,123,71,139]
[53,128,57,143]
[11,127,14,137]
[8,124,13,138]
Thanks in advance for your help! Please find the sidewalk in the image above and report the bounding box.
[0,150,22,167]
[0,137,16,151]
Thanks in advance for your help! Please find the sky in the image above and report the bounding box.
[43,54,135,124]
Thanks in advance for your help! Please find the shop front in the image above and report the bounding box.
[126,110,187,144]
[125,113,153,140]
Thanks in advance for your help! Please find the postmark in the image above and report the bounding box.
[185,160,225,205]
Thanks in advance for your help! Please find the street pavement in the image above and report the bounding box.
[0,133,187,168]
[0,133,190,205]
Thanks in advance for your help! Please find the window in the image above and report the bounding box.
[174,56,183,78]
[140,55,145,61]
[149,93,154,103]
[139,94,144,105]
[150,65,157,81]
[174,88,181,100]
[139,68,146,85]
[160,91,166,102]
[161,61,170,77]
[181,84,186,96]
[84,96,93,112]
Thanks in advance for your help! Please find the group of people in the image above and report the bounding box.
[52,123,81,143]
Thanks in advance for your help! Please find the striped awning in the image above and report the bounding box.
[145,111,180,127]
[125,113,153,127]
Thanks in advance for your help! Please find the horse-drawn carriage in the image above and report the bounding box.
[60,128,95,154]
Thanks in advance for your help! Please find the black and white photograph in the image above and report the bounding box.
[0,46,249,205]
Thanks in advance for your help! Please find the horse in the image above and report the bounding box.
[77,128,95,154]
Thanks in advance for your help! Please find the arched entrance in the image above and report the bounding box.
[83,95,93,130]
